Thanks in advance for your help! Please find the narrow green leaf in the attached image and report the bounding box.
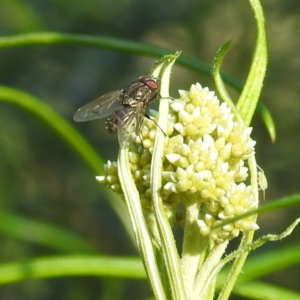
[0,256,145,285]
[216,276,300,300]
[0,32,275,140]
[233,281,300,300]
[118,149,167,300]
[236,0,268,126]
[237,244,300,281]
[151,52,187,300]
[0,86,133,242]
[257,102,276,142]
[0,211,95,253]
[0,85,104,175]
[213,41,243,122]
[214,194,300,230]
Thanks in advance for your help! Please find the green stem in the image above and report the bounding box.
[193,242,229,299]
[217,232,254,300]
[151,52,187,300]
[117,149,166,300]
[217,136,259,300]
[217,1,267,298]
[181,200,207,298]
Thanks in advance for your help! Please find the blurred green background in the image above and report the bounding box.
[0,0,299,299]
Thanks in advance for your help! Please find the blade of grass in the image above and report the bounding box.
[213,193,300,230]
[0,32,275,139]
[235,243,300,281]
[216,276,300,300]
[0,86,133,243]
[0,256,145,285]
[0,211,95,253]
[0,85,103,174]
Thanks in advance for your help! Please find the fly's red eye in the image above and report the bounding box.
[139,76,159,91]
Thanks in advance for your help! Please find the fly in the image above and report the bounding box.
[73,76,160,148]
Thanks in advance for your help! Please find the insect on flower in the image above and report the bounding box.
[73,76,160,148]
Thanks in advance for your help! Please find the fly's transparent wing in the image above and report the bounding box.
[116,107,147,148]
[116,107,137,148]
[73,90,123,122]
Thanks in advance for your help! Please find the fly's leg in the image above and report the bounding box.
[145,114,166,136]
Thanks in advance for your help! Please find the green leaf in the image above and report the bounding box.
[0,32,275,140]
[0,211,95,253]
[236,0,268,126]
[0,256,145,285]
[214,194,300,230]
[238,243,300,281]
[216,276,300,300]
[0,86,133,242]
[0,85,104,175]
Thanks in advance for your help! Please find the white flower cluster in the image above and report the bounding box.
[98,83,258,243]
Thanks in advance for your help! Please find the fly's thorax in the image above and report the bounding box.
[122,81,158,108]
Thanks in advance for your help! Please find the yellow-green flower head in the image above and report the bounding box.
[97,83,258,243]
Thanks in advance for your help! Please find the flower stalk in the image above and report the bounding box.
[117,148,166,300]
[150,52,188,299]
[99,72,259,298]
[98,0,268,298]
